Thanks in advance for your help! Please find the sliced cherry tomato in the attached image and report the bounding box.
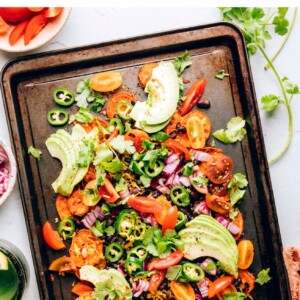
[99,177,119,203]
[169,281,195,300]
[209,180,230,197]
[138,62,159,88]
[153,195,172,225]
[24,14,48,45]
[28,7,45,12]
[148,250,183,271]
[124,129,150,153]
[208,276,234,298]
[72,282,94,296]
[9,20,28,46]
[238,269,255,295]
[0,16,9,34]
[162,206,178,235]
[165,138,191,160]
[128,196,164,213]
[90,71,122,93]
[206,193,232,214]
[206,153,233,184]
[238,240,254,269]
[216,284,237,300]
[233,210,244,240]
[44,7,63,18]
[0,8,32,24]
[149,269,166,294]
[42,221,65,250]
[186,115,206,149]
[180,78,206,116]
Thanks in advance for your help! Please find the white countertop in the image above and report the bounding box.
[0,8,299,299]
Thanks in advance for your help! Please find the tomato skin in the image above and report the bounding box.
[238,240,254,269]
[9,20,28,46]
[169,281,195,300]
[0,8,32,24]
[124,129,150,153]
[148,250,183,271]
[165,138,191,160]
[186,116,206,149]
[162,206,178,234]
[90,71,122,92]
[149,270,166,294]
[42,221,65,250]
[153,195,172,225]
[24,14,48,45]
[208,276,234,298]
[128,197,164,213]
[180,78,206,116]
[0,16,9,34]
[44,7,63,18]
[72,282,94,296]
[206,193,232,214]
[99,177,119,203]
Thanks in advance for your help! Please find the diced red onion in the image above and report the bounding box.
[166,173,175,187]
[81,206,104,228]
[156,185,170,194]
[162,159,180,177]
[117,264,126,275]
[119,187,130,200]
[215,216,240,235]
[193,201,211,215]
[165,153,180,164]
[0,149,8,165]
[139,212,159,226]
[143,259,150,271]
[190,149,211,161]
[173,174,181,186]
[195,294,203,300]
[158,178,166,186]
[200,258,217,276]
[133,280,149,297]
[179,176,191,187]
[197,279,209,298]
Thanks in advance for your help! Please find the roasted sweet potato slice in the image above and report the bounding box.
[67,189,90,217]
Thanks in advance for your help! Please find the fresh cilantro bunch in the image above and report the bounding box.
[142,227,184,258]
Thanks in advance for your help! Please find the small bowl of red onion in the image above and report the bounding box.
[0,138,17,206]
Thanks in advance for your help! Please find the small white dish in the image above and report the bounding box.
[0,138,17,206]
[0,8,71,53]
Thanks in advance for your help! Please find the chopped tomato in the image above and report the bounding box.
[124,129,150,153]
[208,276,234,298]
[165,138,191,160]
[24,14,48,45]
[72,282,94,296]
[169,281,195,300]
[206,193,232,214]
[149,269,166,294]
[138,62,159,88]
[162,206,178,235]
[180,78,206,116]
[238,240,254,269]
[206,153,233,184]
[42,221,65,250]
[128,196,164,213]
[233,210,244,240]
[99,177,119,203]
[44,7,63,18]
[186,115,206,149]
[153,195,172,225]
[0,16,9,34]
[238,269,255,295]
[90,71,122,93]
[148,250,183,271]
[0,8,32,24]
[8,20,28,45]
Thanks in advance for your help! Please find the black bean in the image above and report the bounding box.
[197,99,211,109]
[152,191,160,198]
[170,131,177,139]
[233,278,242,287]
[176,122,182,130]
[190,190,199,200]
[178,126,187,134]
[131,99,137,105]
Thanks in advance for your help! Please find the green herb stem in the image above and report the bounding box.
[264,8,297,70]
[257,44,293,164]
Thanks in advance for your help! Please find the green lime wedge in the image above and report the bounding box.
[0,251,8,270]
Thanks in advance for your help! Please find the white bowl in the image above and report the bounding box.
[0,8,71,53]
[0,138,17,206]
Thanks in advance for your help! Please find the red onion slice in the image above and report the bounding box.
[200,258,217,276]
[120,187,130,200]
[197,279,209,298]
[190,149,211,161]
[195,294,203,300]
[165,153,180,164]
[179,176,191,187]
[156,185,170,194]
[193,201,211,215]
[215,216,240,235]
[162,159,180,177]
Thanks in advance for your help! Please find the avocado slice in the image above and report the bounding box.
[135,118,171,133]
[179,215,238,278]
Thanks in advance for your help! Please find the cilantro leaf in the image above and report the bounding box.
[109,136,136,154]
[261,94,283,111]
[95,165,106,186]
[140,175,151,188]
[229,173,248,205]
[93,144,114,166]
[256,268,272,285]
[273,15,289,36]
[192,175,208,187]
[90,94,106,112]
[182,162,194,177]
[173,51,192,76]
[28,146,42,160]
[115,178,127,192]
[213,116,247,144]
[69,107,94,124]
[282,77,300,95]
[223,292,246,300]
[100,159,123,173]
[166,265,183,281]
[104,226,115,237]
[124,122,132,132]
[215,69,229,80]
[150,131,169,142]
[75,79,95,108]
[251,7,265,20]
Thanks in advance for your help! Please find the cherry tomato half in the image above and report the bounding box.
[149,270,166,294]
[42,221,65,250]
[164,138,191,160]
[148,250,183,271]
[238,240,254,269]
[128,196,164,213]
[24,14,48,46]
[124,129,150,153]
[9,20,28,46]
[206,153,233,184]
[208,276,234,298]
[169,281,195,300]
[206,193,232,214]
[153,195,172,225]
[99,177,120,203]
[162,206,178,235]
[186,116,206,149]
[89,71,122,92]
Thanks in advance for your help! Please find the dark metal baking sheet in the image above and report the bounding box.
[1,22,290,300]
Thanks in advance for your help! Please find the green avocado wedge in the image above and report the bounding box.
[179,215,238,278]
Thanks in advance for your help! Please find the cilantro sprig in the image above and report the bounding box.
[256,268,272,285]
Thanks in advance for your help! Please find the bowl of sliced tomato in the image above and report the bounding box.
[0,7,71,52]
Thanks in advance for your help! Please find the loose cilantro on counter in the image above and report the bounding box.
[28,146,42,160]
[256,268,272,285]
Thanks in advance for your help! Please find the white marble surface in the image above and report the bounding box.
[0,8,299,299]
